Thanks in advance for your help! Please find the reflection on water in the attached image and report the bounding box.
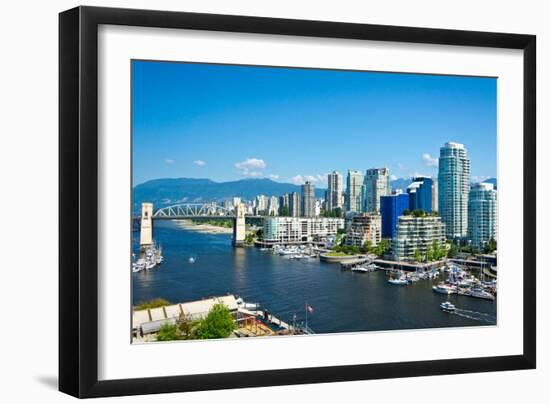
[132,221,496,334]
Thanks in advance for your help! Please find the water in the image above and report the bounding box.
[132,221,497,334]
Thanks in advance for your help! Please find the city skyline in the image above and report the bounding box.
[132,61,497,186]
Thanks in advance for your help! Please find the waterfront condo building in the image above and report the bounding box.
[327,171,343,212]
[380,192,410,239]
[262,217,344,243]
[468,182,498,250]
[392,214,446,262]
[301,181,316,217]
[345,170,364,213]
[345,213,382,248]
[438,142,470,239]
[289,192,301,217]
[362,168,391,213]
[407,176,433,213]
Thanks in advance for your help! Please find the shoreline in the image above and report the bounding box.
[174,219,233,234]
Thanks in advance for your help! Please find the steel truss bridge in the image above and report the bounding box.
[134,203,262,220]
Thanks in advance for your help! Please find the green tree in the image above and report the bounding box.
[245,233,255,245]
[412,209,426,218]
[484,238,497,254]
[403,209,411,216]
[426,245,434,262]
[176,312,201,340]
[414,248,422,263]
[447,242,458,258]
[156,323,179,341]
[278,206,290,217]
[363,240,373,254]
[432,240,443,260]
[195,303,235,339]
[134,298,170,311]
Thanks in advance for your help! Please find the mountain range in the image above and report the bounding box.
[133,176,497,212]
[132,178,326,212]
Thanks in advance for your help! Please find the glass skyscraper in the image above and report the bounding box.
[407,176,433,212]
[326,171,343,212]
[301,181,315,217]
[438,142,470,239]
[380,193,409,239]
[468,182,497,249]
[362,168,391,213]
[345,170,364,213]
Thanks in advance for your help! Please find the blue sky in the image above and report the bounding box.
[132,60,496,187]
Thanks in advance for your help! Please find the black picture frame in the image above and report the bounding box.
[59,6,536,398]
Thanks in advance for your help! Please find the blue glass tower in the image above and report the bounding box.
[380,193,409,239]
[407,177,433,212]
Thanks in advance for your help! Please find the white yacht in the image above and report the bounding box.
[468,286,495,301]
[432,283,455,295]
[388,277,408,285]
[351,266,370,273]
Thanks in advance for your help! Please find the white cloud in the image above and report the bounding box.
[390,174,398,181]
[410,171,429,178]
[397,163,407,171]
[235,158,266,170]
[291,174,326,186]
[291,175,305,185]
[269,174,280,180]
[193,160,206,167]
[164,158,174,165]
[422,153,438,167]
[472,175,490,183]
[234,158,267,177]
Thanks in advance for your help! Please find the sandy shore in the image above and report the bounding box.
[174,219,233,234]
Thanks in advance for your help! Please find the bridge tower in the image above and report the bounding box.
[140,202,153,247]
[233,203,246,247]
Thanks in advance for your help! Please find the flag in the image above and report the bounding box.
[306,304,314,313]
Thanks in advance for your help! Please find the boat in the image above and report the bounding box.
[366,263,378,271]
[468,286,495,301]
[440,301,456,312]
[188,257,195,264]
[235,296,260,310]
[432,283,455,295]
[351,266,370,273]
[388,277,408,285]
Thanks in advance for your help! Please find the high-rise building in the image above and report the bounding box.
[431,179,438,214]
[392,215,446,262]
[363,168,391,213]
[345,170,364,213]
[380,192,410,239]
[255,194,268,213]
[289,192,301,217]
[438,142,470,239]
[279,194,289,216]
[468,183,498,249]
[345,213,382,248]
[407,176,433,212]
[301,181,315,217]
[268,196,279,216]
[327,171,343,212]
